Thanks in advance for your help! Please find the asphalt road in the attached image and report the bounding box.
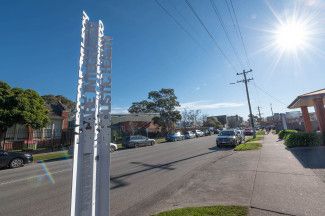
[0,135,232,216]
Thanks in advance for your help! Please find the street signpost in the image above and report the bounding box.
[71,11,112,216]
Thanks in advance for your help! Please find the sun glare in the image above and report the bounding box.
[275,20,308,51]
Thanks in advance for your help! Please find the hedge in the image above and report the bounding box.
[284,132,320,148]
[278,130,297,140]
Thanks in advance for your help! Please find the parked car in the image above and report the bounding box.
[166,132,185,142]
[204,129,212,136]
[213,128,220,134]
[123,135,155,148]
[0,150,33,169]
[244,128,254,136]
[235,129,245,144]
[194,130,204,137]
[110,143,118,152]
[184,131,196,139]
[68,143,120,155]
[216,129,241,147]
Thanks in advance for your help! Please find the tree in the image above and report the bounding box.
[42,95,75,110]
[0,81,50,148]
[181,109,205,129]
[203,117,222,129]
[128,88,181,133]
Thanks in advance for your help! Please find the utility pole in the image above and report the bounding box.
[257,106,262,119]
[231,69,256,138]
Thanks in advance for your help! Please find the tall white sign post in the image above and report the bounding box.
[71,11,112,216]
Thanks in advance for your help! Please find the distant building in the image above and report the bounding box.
[111,113,160,135]
[226,115,244,128]
[265,111,318,131]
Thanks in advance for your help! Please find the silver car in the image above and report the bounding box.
[216,129,241,147]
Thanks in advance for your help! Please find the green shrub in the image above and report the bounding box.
[284,132,320,148]
[278,130,297,140]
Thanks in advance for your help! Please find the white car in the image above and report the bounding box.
[110,143,118,152]
[68,143,118,155]
[194,130,204,137]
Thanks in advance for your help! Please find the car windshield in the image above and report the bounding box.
[219,131,235,136]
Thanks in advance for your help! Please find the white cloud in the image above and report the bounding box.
[195,86,201,91]
[178,101,244,111]
[111,107,128,114]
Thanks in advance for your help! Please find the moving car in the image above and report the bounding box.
[166,132,185,142]
[216,129,241,147]
[123,135,155,148]
[0,150,33,168]
[184,131,196,139]
[194,130,204,137]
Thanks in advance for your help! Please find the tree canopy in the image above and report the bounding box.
[128,88,181,132]
[42,94,75,116]
[0,81,50,139]
[203,117,223,129]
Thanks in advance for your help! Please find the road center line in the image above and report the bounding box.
[0,169,71,186]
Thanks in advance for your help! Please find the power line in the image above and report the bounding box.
[167,0,201,39]
[184,0,238,73]
[224,0,241,46]
[254,83,287,105]
[210,0,244,69]
[155,0,207,53]
[229,0,251,67]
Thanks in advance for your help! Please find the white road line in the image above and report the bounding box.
[0,168,71,186]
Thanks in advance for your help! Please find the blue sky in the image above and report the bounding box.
[1,0,324,119]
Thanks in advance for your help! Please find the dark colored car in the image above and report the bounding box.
[204,129,212,136]
[123,135,155,148]
[244,128,254,136]
[216,129,241,147]
[0,150,33,169]
[166,132,185,142]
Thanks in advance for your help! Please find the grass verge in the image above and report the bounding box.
[153,205,248,216]
[234,134,264,151]
[156,138,166,144]
[234,142,262,151]
[33,150,70,162]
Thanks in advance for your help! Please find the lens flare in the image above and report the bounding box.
[40,162,55,184]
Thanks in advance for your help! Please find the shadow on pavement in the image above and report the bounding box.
[110,146,226,189]
[290,147,325,169]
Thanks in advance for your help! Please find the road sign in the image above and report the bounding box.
[71,11,112,216]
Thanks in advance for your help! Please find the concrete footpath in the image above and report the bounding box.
[145,134,325,216]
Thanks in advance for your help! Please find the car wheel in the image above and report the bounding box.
[134,144,139,148]
[10,158,24,168]
[151,141,154,146]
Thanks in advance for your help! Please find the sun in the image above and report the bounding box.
[275,19,308,51]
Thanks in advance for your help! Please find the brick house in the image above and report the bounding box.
[1,103,70,151]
